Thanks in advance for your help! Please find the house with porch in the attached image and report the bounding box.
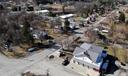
[72,43,108,71]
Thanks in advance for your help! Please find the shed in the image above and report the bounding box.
[34,10,49,15]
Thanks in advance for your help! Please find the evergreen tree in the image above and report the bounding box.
[22,20,34,44]
[64,19,70,33]
[119,11,125,23]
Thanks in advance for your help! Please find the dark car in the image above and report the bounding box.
[62,57,70,66]
[62,60,70,66]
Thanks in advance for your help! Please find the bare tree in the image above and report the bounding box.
[74,2,96,17]
[0,11,41,45]
[84,29,96,43]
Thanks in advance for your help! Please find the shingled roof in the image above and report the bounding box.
[73,43,103,62]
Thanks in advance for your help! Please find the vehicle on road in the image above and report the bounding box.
[27,47,39,52]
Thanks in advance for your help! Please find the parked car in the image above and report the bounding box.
[27,47,39,52]
[62,57,70,66]
[62,59,70,66]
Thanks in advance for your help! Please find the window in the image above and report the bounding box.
[78,62,80,65]
[73,60,75,63]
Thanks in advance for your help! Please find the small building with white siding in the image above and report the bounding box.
[34,10,49,15]
[59,14,75,27]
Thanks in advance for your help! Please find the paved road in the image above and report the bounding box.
[0,14,108,76]
[0,4,127,76]
[0,48,57,76]
[24,57,84,76]
[0,45,83,76]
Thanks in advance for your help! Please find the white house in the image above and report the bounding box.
[34,10,49,15]
[59,14,75,27]
[73,43,106,70]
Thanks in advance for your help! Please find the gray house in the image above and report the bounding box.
[73,43,106,70]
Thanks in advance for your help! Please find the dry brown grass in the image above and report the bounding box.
[20,44,30,49]
[13,46,27,58]
[108,23,128,41]
[2,46,27,58]
[97,11,128,63]
[2,50,14,58]
[107,46,127,63]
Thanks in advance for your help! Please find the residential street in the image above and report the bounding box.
[0,4,127,76]
[0,13,106,76]
[0,47,83,76]
[0,49,57,76]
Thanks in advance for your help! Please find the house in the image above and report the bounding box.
[73,43,107,71]
[59,14,75,27]
[34,10,49,15]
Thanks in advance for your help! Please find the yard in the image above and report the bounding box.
[107,45,128,63]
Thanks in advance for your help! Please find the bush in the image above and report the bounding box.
[48,11,56,17]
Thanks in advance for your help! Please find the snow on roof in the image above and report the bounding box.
[59,14,75,19]
[35,10,49,13]
[101,30,109,33]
